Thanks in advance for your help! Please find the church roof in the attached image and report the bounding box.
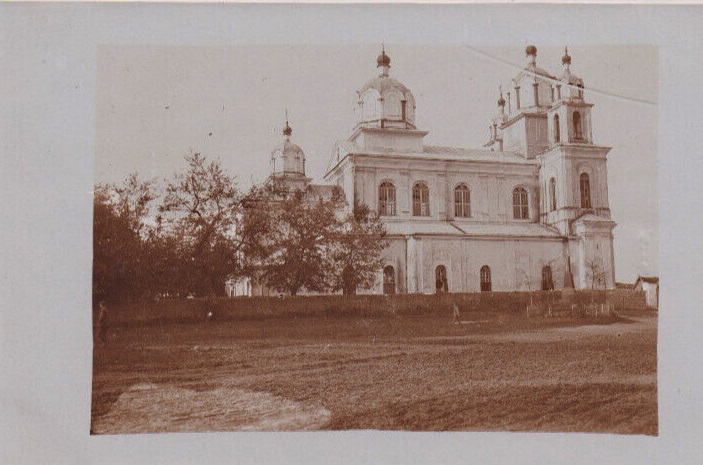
[358,75,413,98]
[385,220,564,238]
[271,140,304,156]
[423,145,536,164]
[331,140,538,166]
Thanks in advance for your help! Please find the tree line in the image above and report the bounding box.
[93,153,387,302]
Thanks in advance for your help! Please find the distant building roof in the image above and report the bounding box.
[307,183,344,202]
[616,282,634,290]
[635,276,659,285]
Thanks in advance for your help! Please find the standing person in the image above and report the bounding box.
[97,301,109,347]
[452,302,460,324]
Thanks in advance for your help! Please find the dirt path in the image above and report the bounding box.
[92,313,657,433]
[421,315,656,344]
[92,382,331,434]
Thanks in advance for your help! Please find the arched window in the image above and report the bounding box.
[480,266,492,292]
[573,111,583,140]
[435,265,448,293]
[379,181,396,216]
[405,95,415,123]
[412,182,430,216]
[542,266,554,290]
[385,90,403,119]
[362,90,380,120]
[549,177,557,212]
[580,173,592,208]
[454,184,471,218]
[383,265,396,295]
[554,114,560,143]
[512,187,529,220]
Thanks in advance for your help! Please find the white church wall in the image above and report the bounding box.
[525,116,549,158]
[355,158,540,224]
[381,236,566,294]
[502,117,526,155]
[365,237,408,294]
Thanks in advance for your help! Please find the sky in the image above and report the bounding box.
[95,44,658,283]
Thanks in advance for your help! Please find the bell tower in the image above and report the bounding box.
[539,47,616,289]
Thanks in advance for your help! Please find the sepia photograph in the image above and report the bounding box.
[8,3,703,465]
[91,42,658,434]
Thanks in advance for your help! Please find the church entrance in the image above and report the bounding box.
[435,265,448,293]
[383,266,396,295]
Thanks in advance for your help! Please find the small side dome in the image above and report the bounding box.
[271,141,305,177]
[271,116,306,178]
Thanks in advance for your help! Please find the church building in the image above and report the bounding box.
[246,45,616,296]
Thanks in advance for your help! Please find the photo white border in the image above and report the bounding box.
[1,3,701,464]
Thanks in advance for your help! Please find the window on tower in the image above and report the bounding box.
[454,184,471,218]
[573,111,583,140]
[554,114,560,143]
[580,173,592,209]
[413,182,430,216]
[378,181,396,216]
[512,187,529,220]
[549,177,557,212]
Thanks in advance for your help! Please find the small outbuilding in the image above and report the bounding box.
[634,276,659,310]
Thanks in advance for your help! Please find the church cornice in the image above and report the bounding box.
[351,153,540,174]
[538,144,612,161]
[550,100,595,111]
[386,232,567,242]
[349,125,428,141]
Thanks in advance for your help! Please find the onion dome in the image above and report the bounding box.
[525,45,538,57]
[282,120,292,137]
[559,47,585,100]
[377,48,391,67]
[497,86,506,107]
[562,46,572,66]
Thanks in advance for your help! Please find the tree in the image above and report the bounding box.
[255,187,339,296]
[330,204,388,295]
[159,153,243,296]
[114,172,158,239]
[92,174,157,302]
[584,256,608,304]
[585,257,608,290]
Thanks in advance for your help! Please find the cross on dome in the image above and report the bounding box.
[283,110,292,137]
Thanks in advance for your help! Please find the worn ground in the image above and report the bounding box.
[91,310,657,435]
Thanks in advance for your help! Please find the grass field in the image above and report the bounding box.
[91,309,657,435]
